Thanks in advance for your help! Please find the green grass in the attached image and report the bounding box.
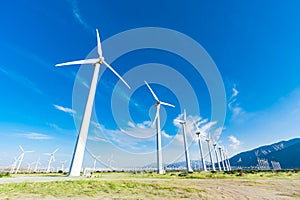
[0,173,10,178]
[92,170,300,180]
[0,179,205,199]
[1,170,299,199]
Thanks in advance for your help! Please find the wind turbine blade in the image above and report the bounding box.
[160,101,175,108]
[96,29,102,57]
[152,104,160,127]
[53,148,59,154]
[19,145,24,152]
[192,119,200,132]
[103,60,131,89]
[55,58,99,67]
[144,81,159,102]
[26,151,34,153]
[44,153,51,156]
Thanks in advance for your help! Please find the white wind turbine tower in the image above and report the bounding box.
[15,146,34,174]
[213,143,222,171]
[91,154,101,172]
[221,147,229,171]
[223,148,231,171]
[107,154,116,171]
[45,148,59,173]
[175,109,193,173]
[205,135,216,171]
[60,160,67,172]
[56,29,130,176]
[218,147,226,171]
[144,81,175,174]
[10,157,18,174]
[33,157,41,173]
[193,121,207,172]
[27,163,32,173]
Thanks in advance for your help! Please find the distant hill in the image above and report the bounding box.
[229,138,300,169]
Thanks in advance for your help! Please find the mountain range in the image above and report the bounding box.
[229,138,300,169]
[147,138,300,170]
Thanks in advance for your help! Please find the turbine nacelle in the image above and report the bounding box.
[144,81,175,126]
[93,57,105,66]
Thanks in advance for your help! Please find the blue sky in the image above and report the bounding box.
[0,0,300,170]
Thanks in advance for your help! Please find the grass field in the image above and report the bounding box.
[0,170,299,199]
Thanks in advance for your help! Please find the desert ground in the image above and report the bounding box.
[0,171,299,199]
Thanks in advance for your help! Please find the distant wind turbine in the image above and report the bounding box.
[56,29,131,176]
[107,154,115,171]
[60,160,67,172]
[33,157,41,173]
[91,154,101,172]
[213,143,222,171]
[10,157,18,174]
[193,120,207,172]
[223,148,231,171]
[175,109,193,173]
[218,147,226,171]
[144,81,175,174]
[15,146,34,174]
[45,148,59,173]
[205,135,216,171]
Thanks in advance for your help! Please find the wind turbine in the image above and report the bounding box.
[56,29,130,176]
[175,109,193,173]
[91,154,101,172]
[60,160,67,172]
[205,135,215,171]
[107,154,115,171]
[144,81,175,174]
[213,143,222,171]
[33,157,41,173]
[15,146,34,174]
[10,157,18,174]
[193,121,207,172]
[223,148,231,171]
[45,148,59,173]
[27,163,32,173]
[218,147,226,171]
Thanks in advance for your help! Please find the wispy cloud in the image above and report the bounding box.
[228,135,241,149]
[18,132,53,140]
[88,135,109,143]
[53,104,76,115]
[228,84,244,119]
[71,0,93,33]
[0,66,43,95]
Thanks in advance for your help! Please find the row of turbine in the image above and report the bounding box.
[55,28,230,176]
[10,146,59,173]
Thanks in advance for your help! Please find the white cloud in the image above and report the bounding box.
[228,84,244,119]
[173,113,224,145]
[127,121,135,128]
[88,135,109,143]
[229,85,239,101]
[71,0,93,33]
[228,135,241,149]
[53,104,76,115]
[19,132,53,140]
